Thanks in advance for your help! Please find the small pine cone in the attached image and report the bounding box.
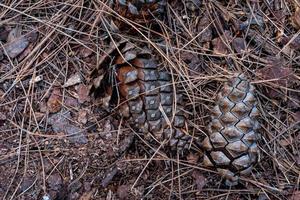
[93,42,192,152]
[110,0,166,29]
[202,73,260,186]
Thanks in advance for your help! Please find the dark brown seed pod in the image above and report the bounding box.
[109,0,166,30]
[202,73,260,186]
[93,42,192,152]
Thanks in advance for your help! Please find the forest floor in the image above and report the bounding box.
[0,1,299,199]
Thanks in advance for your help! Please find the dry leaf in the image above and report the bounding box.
[48,110,88,144]
[78,46,93,58]
[78,109,88,125]
[7,27,21,43]
[64,96,79,108]
[192,170,206,191]
[117,185,130,200]
[279,139,292,147]
[289,191,300,200]
[63,73,82,87]
[79,189,96,200]
[257,57,295,98]
[47,88,62,113]
[186,152,199,164]
[101,166,118,187]
[292,111,300,123]
[282,35,300,51]
[4,35,29,58]
[292,7,300,29]
[197,13,212,43]
[76,84,90,104]
[212,31,232,55]
[0,26,9,41]
[232,37,246,54]
[295,155,300,166]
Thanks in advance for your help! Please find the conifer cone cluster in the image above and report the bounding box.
[96,42,192,152]
[202,73,260,186]
[109,0,166,29]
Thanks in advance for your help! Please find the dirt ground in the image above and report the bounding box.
[0,0,299,199]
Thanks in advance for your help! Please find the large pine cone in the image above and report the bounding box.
[94,42,192,152]
[202,73,260,186]
[109,0,166,29]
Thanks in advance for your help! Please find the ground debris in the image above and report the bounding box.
[232,37,246,54]
[63,73,82,87]
[257,57,295,86]
[212,31,232,55]
[46,173,66,200]
[1,1,300,199]
[289,191,300,200]
[291,7,300,30]
[256,56,296,99]
[0,27,37,59]
[101,166,119,188]
[48,110,88,144]
[192,170,206,192]
[76,84,90,104]
[47,88,62,113]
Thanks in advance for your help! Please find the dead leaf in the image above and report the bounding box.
[64,96,79,108]
[0,26,9,41]
[101,166,118,187]
[79,189,96,200]
[212,31,232,55]
[232,37,246,54]
[186,152,199,164]
[292,7,300,30]
[248,30,279,55]
[63,73,82,87]
[76,84,90,104]
[292,111,300,123]
[279,139,292,147]
[4,35,29,58]
[295,155,300,166]
[78,109,88,125]
[289,191,300,200]
[7,27,21,43]
[282,35,300,51]
[257,57,296,99]
[47,173,63,191]
[240,15,265,31]
[17,43,34,61]
[0,112,6,126]
[197,13,212,43]
[48,110,88,144]
[78,46,93,58]
[34,112,45,121]
[117,185,130,200]
[47,88,62,113]
[181,52,203,75]
[46,173,66,200]
[192,170,206,191]
[20,176,35,192]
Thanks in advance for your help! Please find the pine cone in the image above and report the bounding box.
[110,0,166,29]
[202,73,260,186]
[94,42,192,152]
